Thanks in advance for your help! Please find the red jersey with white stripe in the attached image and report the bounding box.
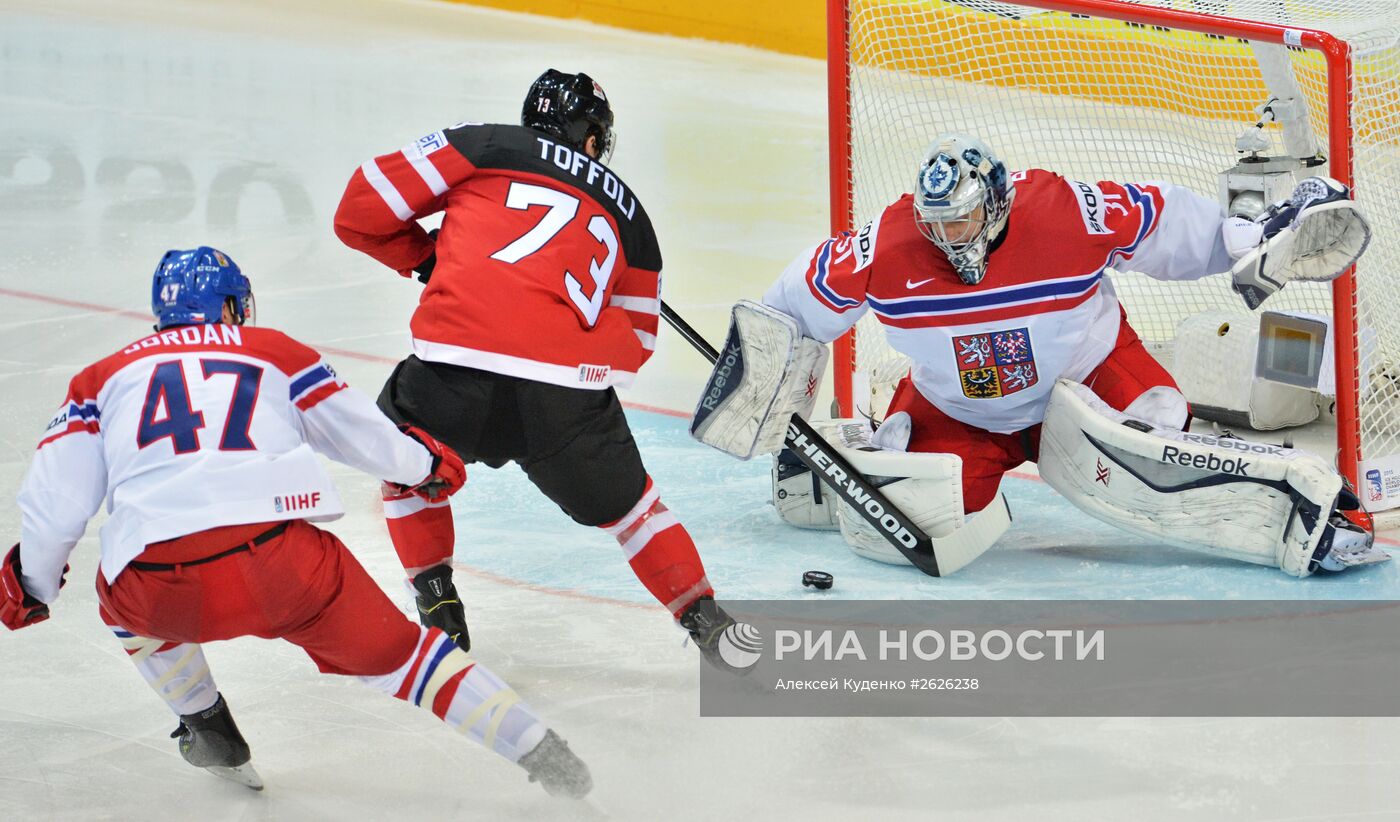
[764,170,1235,433]
[334,123,663,390]
[16,324,432,602]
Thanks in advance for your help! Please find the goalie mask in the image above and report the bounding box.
[151,246,254,330]
[913,133,1014,285]
[521,68,616,164]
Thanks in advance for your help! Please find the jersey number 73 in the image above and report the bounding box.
[489,181,620,327]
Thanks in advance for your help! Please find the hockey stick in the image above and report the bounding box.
[659,301,1011,577]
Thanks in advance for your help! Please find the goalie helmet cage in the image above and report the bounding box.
[826,0,1400,509]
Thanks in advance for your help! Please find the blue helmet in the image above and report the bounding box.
[150,247,254,330]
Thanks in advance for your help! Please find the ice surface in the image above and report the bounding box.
[3,1,1400,819]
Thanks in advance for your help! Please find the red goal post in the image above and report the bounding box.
[826,0,1400,498]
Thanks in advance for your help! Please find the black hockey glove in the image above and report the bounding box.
[414,228,440,284]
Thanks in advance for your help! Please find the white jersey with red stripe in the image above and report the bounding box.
[334,123,663,391]
[764,169,1235,433]
[16,324,433,602]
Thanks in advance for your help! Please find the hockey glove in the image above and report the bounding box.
[1,544,61,630]
[413,228,439,284]
[396,425,466,503]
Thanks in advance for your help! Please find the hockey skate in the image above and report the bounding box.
[679,596,752,676]
[1315,509,1390,572]
[412,565,471,651]
[518,729,592,798]
[171,693,263,790]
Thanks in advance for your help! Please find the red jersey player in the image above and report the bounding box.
[3,247,590,796]
[696,133,1380,577]
[333,69,743,671]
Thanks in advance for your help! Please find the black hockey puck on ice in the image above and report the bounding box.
[802,571,834,590]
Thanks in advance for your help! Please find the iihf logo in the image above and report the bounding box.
[717,622,764,670]
[1366,469,1384,503]
[274,492,321,513]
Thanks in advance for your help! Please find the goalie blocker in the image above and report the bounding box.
[690,300,827,460]
[1038,380,1384,577]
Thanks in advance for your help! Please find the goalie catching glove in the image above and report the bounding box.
[690,300,828,460]
[1037,380,1386,577]
[1226,176,1371,310]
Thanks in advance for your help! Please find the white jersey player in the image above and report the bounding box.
[693,134,1381,578]
[3,247,591,796]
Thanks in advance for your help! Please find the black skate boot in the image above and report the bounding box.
[171,693,263,790]
[412,565,471,651]
[518,729,592,798]
[679,595,752,676]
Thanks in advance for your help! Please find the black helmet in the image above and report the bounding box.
[521,69,615,163]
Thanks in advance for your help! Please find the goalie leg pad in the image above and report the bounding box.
[812,420,1002,567]
[1038,379,1346,577]
[772,449,840,531]
[690,300,828,460]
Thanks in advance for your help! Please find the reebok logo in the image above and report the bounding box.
[701,343,744,412]
[1160,446,1251,476]
[1179,432,1285,456]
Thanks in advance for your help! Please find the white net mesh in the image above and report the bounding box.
[841,0,1400,472]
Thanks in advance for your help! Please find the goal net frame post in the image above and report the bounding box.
[825,0,1361,487]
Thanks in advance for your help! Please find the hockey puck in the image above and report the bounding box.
[802,571,834,590]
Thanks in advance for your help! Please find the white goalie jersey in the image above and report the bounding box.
[763,170,1238,432]
[17,324,434,602]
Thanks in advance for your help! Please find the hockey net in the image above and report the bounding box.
[829,0,1400,503]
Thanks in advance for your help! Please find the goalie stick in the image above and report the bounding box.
[660,301,1010,577]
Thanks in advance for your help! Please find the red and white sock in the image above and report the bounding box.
[600,476,712,618]
[361,627,546,762]
[382,482,456,577]
[106,622,219,716]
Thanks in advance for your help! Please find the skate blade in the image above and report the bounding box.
[205,763,264,791]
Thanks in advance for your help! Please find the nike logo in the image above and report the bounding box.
[906,277,936,289]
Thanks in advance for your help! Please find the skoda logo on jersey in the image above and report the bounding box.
[918,156,959,205]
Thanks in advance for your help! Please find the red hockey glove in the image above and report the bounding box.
[396,425,466,503]
[1,544,60,630]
